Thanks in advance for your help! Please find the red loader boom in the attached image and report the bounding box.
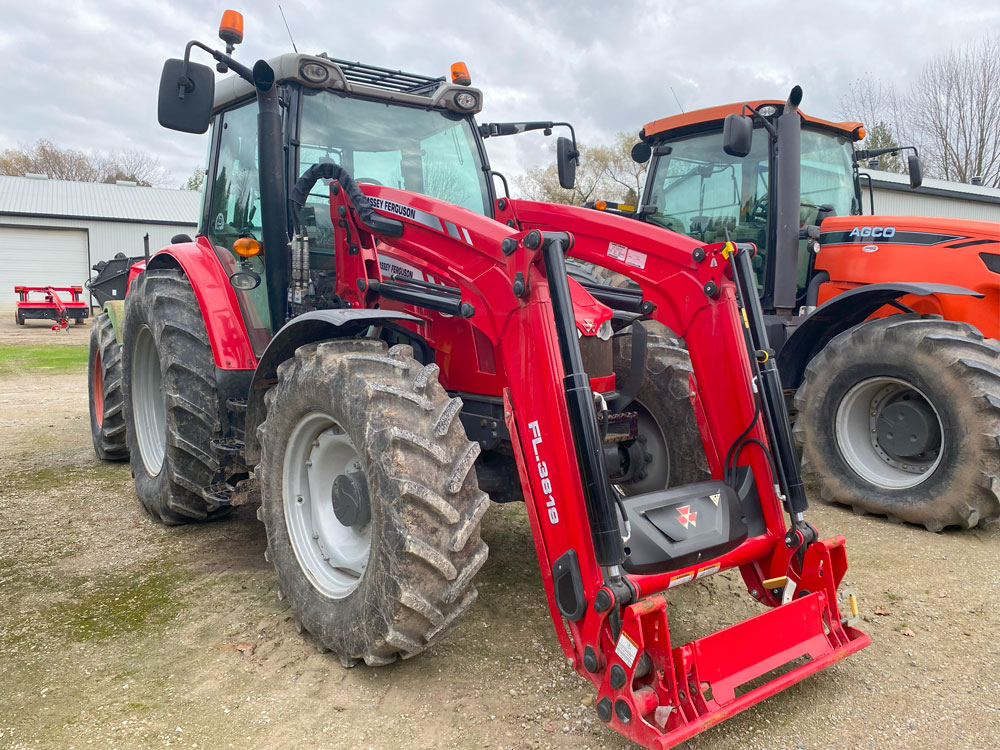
[272,167,871,747]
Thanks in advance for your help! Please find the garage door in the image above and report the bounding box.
[0,226,89,305]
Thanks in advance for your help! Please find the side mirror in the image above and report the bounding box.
[158,59,215,134]
[908,154,923,189]
[556,136,578,190]
[631,142,652,164]
[722,114,753,157]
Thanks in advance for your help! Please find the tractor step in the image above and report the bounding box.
[211,436,245,458]
[202,476,259,508]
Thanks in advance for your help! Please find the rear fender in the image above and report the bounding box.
[778,282,983,388]
[244,309,420,464]
[145,237,257,370]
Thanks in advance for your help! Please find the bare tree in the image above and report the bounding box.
[0,139,169,186]
[98,149,168,187]
[182,166,206,191]
[906,36,1000,186]
[0,139,100,181]
[516,133,647,205]
[839,73,907,173]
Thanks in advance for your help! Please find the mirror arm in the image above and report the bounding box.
[180,39,254,94]
[480,121,579,162]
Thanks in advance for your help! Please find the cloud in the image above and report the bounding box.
[0,0,997,188]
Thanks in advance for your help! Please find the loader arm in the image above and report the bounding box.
[323,183,869,749]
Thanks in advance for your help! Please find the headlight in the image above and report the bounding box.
[757,104,778,117]
[597,320,613,341]
[454,91,478,110]
[300,61,330,84]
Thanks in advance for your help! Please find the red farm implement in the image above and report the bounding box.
[14,285,89,330]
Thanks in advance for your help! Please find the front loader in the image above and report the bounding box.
[90,12,868,748]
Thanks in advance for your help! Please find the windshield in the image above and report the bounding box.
[299,89,491,218]
[645,125,858,294]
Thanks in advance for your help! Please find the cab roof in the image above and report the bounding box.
[640,100,863,142]
[213,52,483,116]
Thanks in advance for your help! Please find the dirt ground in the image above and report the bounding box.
[1,317,998,750]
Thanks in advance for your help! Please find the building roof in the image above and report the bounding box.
[641,100,862,142]
[869,169,1000,205]
[0,175,201,225]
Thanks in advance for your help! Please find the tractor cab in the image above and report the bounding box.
[187,52,497,352]
[159,26,578,355]
[635,100,864,312]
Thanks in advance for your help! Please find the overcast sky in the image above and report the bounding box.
[1,0,997,190]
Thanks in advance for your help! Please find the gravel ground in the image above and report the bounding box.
[1,318,998,749]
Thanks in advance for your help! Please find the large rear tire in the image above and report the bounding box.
[794,315,1000,530]
[257,340,489,665]
[88,311,129,461]
[122,269,225,525]
[613,321,710,492]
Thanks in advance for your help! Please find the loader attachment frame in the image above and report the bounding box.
[318,178,868,749]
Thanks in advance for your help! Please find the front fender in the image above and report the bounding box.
[244,309,420,464]
[146,237,257,370]
[778,282,983,389]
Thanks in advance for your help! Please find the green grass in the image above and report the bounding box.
[0,345,88,378]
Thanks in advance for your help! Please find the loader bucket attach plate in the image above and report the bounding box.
[604,585,869,748]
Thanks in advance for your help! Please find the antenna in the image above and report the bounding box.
[670,87,685,114]
[278,4,298,53]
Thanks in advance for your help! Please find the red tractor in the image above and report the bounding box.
[89,14,868,748]
[615,88,1000,531]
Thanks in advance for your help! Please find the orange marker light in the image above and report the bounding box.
[854,126,866,141]
[594,200,607,211]
[219,9,244,45]
[234,237,261,258]
[450,62,471,86]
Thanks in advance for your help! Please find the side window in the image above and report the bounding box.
[207,102,271,353]
[209,104,262,247]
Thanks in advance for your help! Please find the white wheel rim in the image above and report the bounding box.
[132,325,166,475]
[283,411,370,599]
[834,376,943,490]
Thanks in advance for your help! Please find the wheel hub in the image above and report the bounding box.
[874,394,940,459]
[835,376,943,490]
[283,412,371,600]
[332,469,371,528]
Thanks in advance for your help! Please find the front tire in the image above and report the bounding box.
[613,321,710,492]
[88,311,129,461]
[257,340,489,665]
[794,315,1000,530]
[122,269,225,525]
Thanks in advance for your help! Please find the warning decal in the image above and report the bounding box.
[607,241,628,261]
[696,563,721,580]
[614,631,639,668]
[625,248,647,269]
[668,571,695,589]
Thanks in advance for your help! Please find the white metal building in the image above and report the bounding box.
[864,169,1000,222]
[0,175,202,305]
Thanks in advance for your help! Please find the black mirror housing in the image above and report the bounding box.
[158,59,215,134]
[722,114,753,157]
[908,154,923,189]
[556,136,577,190]
[631,142,652,164]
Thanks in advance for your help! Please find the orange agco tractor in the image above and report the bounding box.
[619,87,1000,531]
